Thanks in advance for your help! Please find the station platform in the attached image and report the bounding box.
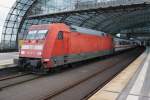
[89,47,150,100]
[0,52,18,68]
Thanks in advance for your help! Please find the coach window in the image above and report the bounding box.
[57,31,64,40]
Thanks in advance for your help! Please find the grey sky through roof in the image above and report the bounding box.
[0,0,150,50]
[0,0,16,42]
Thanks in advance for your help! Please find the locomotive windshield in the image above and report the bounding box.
[36,30,48,39]
[26,30,37,40]
[26,30,48,40]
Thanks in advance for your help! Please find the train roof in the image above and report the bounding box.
[70,25,106,36]
[29,23,107,36]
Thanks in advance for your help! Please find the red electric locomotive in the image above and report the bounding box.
[19,23,114,72]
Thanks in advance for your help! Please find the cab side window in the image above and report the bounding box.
[57,31,63,40]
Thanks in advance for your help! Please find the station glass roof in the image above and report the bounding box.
[0,0,150,50]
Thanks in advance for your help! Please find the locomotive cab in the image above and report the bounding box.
[19,27,48,71]
[20,30,48,58]
[18,23,114,73]
[18,23,70,72]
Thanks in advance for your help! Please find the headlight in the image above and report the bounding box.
[43,59,50,62]
[21,51,25,55]
[37,52,42,55]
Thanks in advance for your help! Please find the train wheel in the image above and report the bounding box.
[51,67,61,73]
[33,65,49,74]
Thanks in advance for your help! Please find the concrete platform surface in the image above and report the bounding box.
[0,52,18,68]
[0,52,18,60]
[89,47,149,100]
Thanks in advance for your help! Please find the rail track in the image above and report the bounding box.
[0,66,19,77]
[0,47,145,100]
[0,70,41,90]
[0,72,30,81]
[42,47,144,100]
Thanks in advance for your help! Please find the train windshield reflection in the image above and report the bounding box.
[26,30,48,40]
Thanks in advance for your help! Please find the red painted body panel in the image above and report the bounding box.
[42,24,70,59]
[19,23,114,69]
[51,32,69,56]
[68,32,113,54]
